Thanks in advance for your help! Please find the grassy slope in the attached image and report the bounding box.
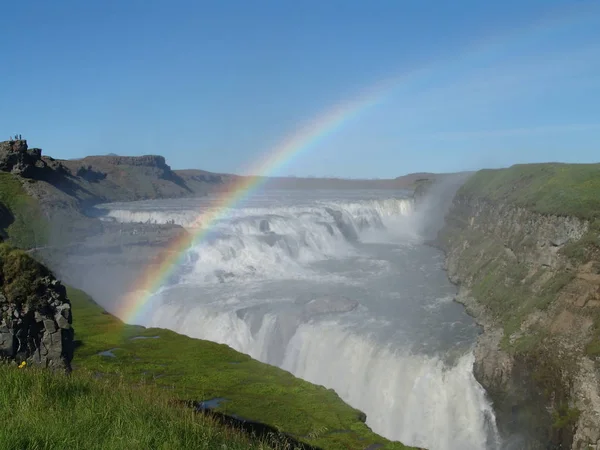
[0,173,47,248]
[0,364,277,450]
[459,163,600,219]
[67,286,414,450]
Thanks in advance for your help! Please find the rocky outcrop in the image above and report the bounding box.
[437,195,600,450]
[0,140,45,178]
[73,154,173,180]
[87,154,169,168]
[0,247,74,371]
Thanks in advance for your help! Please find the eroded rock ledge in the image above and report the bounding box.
[437,194,600,450]
[0,246,74,371]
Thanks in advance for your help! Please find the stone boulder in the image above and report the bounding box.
[0,140,45,178]
[0,248,74,371]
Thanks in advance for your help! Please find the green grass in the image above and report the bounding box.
[459,163,600,219]
[0,172,48,248]
[0,363,282,450]
[66,286,415,450]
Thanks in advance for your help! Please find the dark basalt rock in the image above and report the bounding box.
[0,259,74,372]
[0,140,45,178]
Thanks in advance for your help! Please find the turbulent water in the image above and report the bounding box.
[98,189,501,450]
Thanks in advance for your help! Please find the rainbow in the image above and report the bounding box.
[117,72,423,325]
[116,6,587,325]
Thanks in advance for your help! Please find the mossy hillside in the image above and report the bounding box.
[0,172,47,248]
[458,163,600,219]
[444,227,573,353]
[0,363,286,450]
[458,164,600,268]
[0,244,55,309]
[68,286,415,450]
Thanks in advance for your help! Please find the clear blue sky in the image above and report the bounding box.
[2,0,599,178]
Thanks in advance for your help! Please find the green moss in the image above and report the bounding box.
[584,310,600,358]
[552,405,581,430]
[67,286,415,450]
[585,338,600,357]
[0,172,48,248]
[0,244,53,308]
[451,230,576,353]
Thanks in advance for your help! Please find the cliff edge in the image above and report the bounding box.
[0,139,233,245]
[437,163,600,450]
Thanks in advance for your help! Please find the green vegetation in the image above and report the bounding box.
[444,229,553,352]
[0,363,279,450]
[454,230,578,353]
[0,172,47,248]
[552,406,581,430]
[459,163,600,219]
[0,243,53,308]
[585,336,600,357]
[584,309,600,357]
[561,218,600,263]
[65,286,413,450]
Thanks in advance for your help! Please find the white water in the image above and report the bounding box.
[97,189,501,450]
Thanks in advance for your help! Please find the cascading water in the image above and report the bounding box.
[98,189,501,450]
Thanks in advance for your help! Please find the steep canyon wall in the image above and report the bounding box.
[436,166,600,450]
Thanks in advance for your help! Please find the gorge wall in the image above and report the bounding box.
[436,165,600,450]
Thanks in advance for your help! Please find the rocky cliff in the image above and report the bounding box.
[0,140,45,178]
[0,139,235,246]
[436,164,600,450]
[0,245,73,371]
